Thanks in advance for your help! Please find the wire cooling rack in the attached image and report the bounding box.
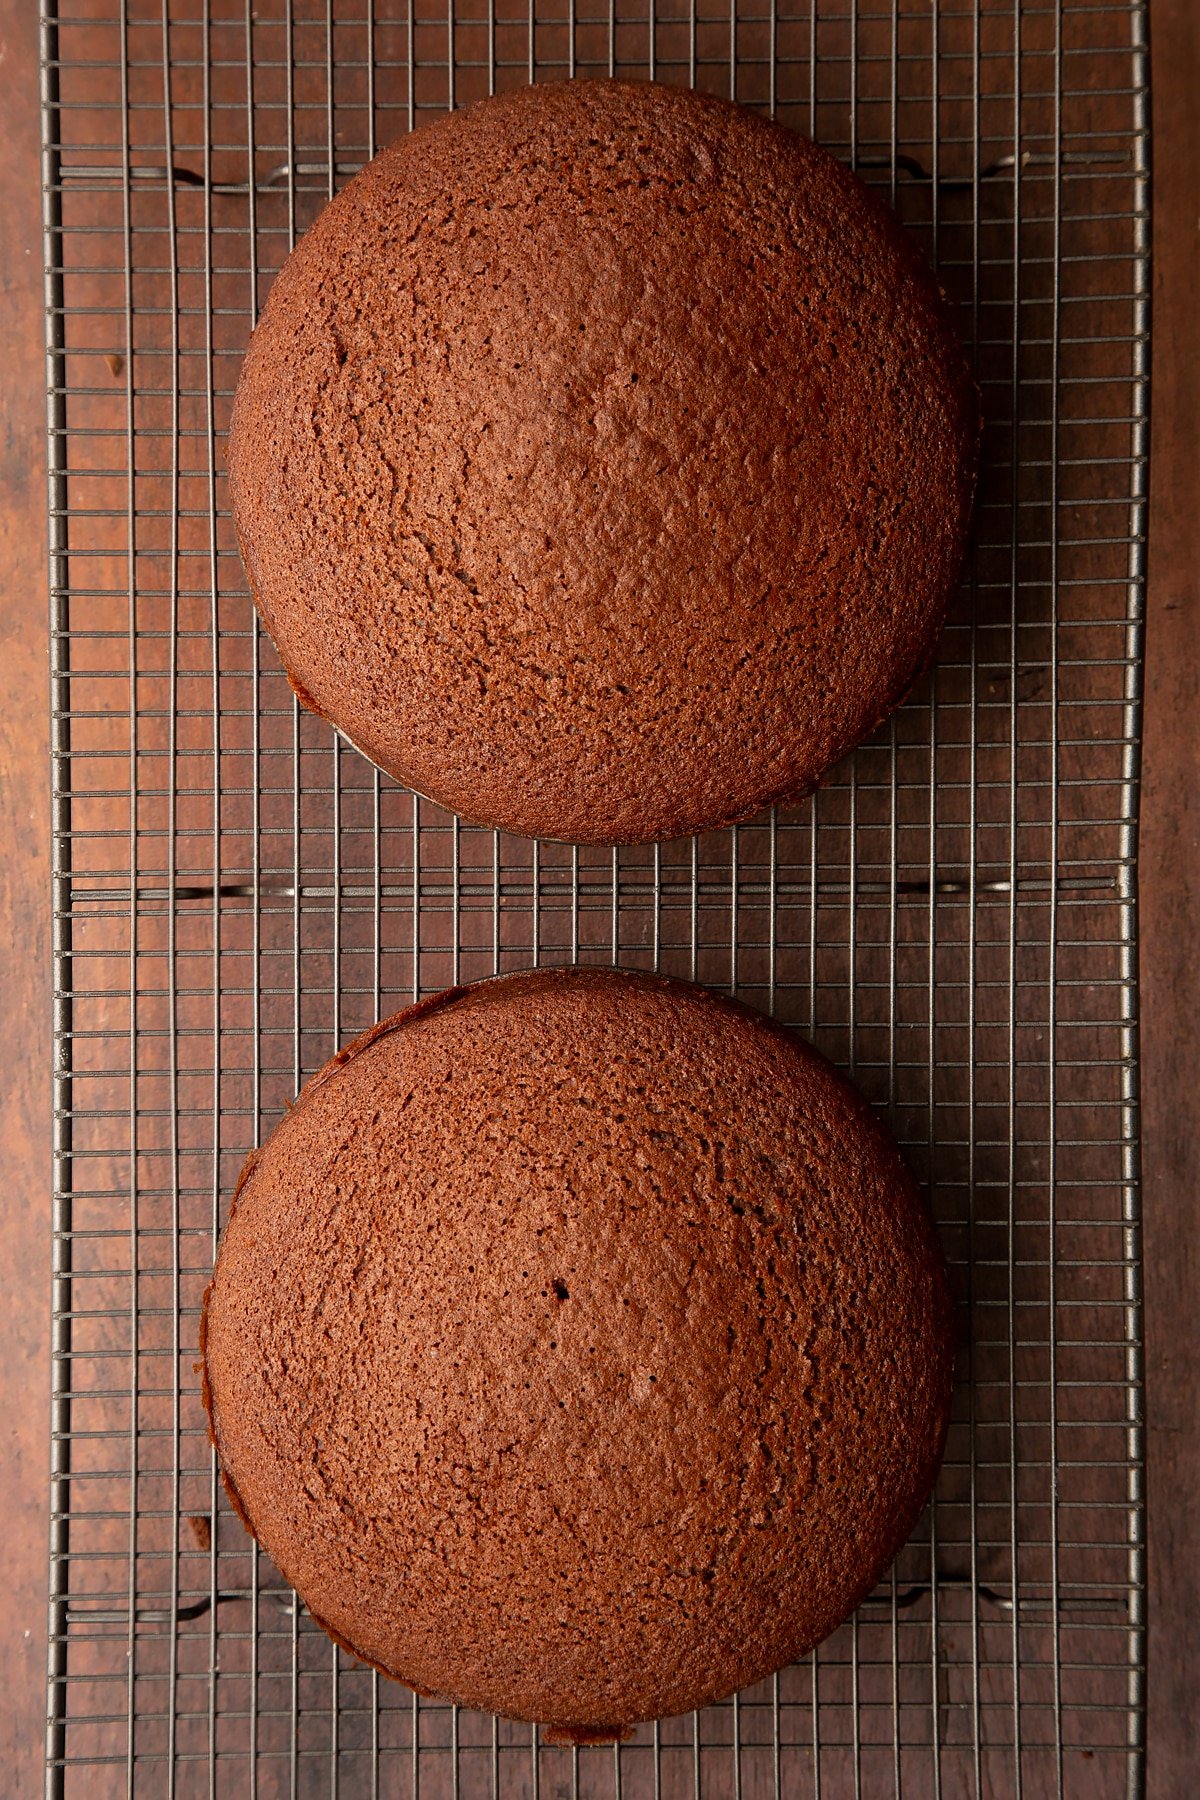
[42,0,1148,1793]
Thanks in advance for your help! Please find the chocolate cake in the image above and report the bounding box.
[227,79,979,844]
[202,967,955,1734]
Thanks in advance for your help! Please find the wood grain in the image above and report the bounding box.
[0,3,52,1794]
[1142,1,1200,1793]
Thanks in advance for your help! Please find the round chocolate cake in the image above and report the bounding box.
[202,968,955,1734]
[228,79,979,844]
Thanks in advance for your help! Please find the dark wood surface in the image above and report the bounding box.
[0,1,1195,1793]
[0,3,54,1795]
[1141,0,1200,1791]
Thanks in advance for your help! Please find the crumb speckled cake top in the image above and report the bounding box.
[228,79,979,844]
[202,967,955,1736]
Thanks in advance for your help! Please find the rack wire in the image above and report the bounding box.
[41,0,1148,1793]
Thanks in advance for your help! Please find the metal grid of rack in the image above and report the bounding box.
[42,0,1148,1793]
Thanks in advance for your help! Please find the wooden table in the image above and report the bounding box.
[1137,3,1200,1791]
[1,2,1195,1792]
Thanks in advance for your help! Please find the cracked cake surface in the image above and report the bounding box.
[202,967,954,1734]
[227,79,979,844]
